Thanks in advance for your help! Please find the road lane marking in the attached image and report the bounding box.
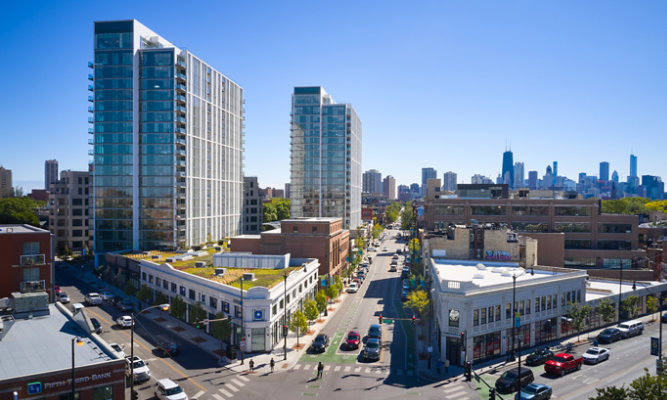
[334,366,341,372]
[219,388,233,397]
[212,394,225,400]
[85,308,208,393]
[193,390,205,399]
[230,378,245,387]
[225,383,239,392]
[303,364,311,370]
[237,375,250,382]
[355,367,361,372]
[344,366,351,372]
[324,366,331,371]
[294,364,302,370]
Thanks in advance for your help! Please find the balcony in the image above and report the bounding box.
[176,116,186,124]
[88,95,94,102]
[176,105,186,114]
[88,128,94,134]
[176,180,186,187]
[176,127,186,134]
[176,72,187,81]
[20,254,45,266]
[88,85,94,91]
[176,138,186,146]
[88,61,94,69]
[88,149,94,155]
[88,138,94,145]
[88,74,94,81]
[176,160,186,167]
[176,83,186,92]
[176,149,186,157]
[20,280,46,293]
[176,94,186,103]
[88,117,94,123]
[88,106,94,113]
[177,59,187,69]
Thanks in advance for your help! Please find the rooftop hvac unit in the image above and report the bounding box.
[472,273,484,279]
[195,261,206,268]
[215,268,226,276]
[243,273,256,282]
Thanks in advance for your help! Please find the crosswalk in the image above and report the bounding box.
[192,374,250,400]
[441,384,472,400]
[292,363,396,375]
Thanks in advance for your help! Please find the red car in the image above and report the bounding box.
[346,330,361,349]
[54,285,62,295]
[544,353,583,377]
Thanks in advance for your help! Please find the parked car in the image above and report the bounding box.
[582,347,610,364]
[519,383,552,400]
[597,328,622,344]
[90,317,102,334]
[353,278,362,287]
[100,291,114,302]
[116,299,135,312]
[125,356,150,382]
[347,282,359,293]
[309,334,329,353]
[157,341,181,357]
[116,315,134,328]
[109,342,126,358]
[58,291,70,303]
[617,320,644,338]
[392,254,399,260]
[368,324,382,340]
[363,338,381,361]
[525,348,554,366]
[389,265,397,272]
[544,353,583,377]
[662,313,667,323]
[495,367,534,393]
[54,285,62,295]
[85,292,103,306]
[397,248,402,254]
[155,378,188,400]
[345,331,361,350]
[401,289,409,301]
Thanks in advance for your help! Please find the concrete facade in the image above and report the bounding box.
[48,170,93,254]
[243,177,263,234]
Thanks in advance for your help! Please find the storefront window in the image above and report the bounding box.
[93,385,113,400]
[473,331,501,362]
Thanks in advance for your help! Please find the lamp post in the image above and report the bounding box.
[512,273,521,395]
[660,295,664,369]
[283,271,288,360]
[130,303,169,400]
[618,262,624,325]
[240,275,244,365]
[71,337,83,400]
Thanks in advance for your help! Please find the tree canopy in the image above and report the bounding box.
[601,198,650,215]
[405,289,430,317]
[0,197,40,227]
[385,202,401,223]
[588,368,666,400]
[263,198,290,223]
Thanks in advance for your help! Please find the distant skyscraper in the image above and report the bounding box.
[284,183,291,199]
[421,168,437,197]
[363,169,382,193]
[242,177,263,234]
[641,175,664,200]
[630,153,638,178]
[383,175,396,200]
[0,166,12,198]
[599,161,609,181]
[92,20,244,255]
[611,171,619,183]
[290,86,361,229]
[471,174,493,184]
[442,171,457,192]
[502,151,514,188]
[552,161,558,187]
[44,159,58,190]
[528,171,538,189]
[513,162,524,188]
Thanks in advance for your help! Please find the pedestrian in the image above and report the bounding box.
[316,361,323,379]
[249,359,254,372]
[444,359,450,373]
[270,358,275,373]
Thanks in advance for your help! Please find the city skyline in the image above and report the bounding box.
[2,1,667,191]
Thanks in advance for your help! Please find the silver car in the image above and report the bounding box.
[582,347,609,364]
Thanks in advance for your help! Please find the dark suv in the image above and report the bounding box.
[309,334,329,353]
[525,348,554,366]
[157,341,181,356]
[495,367,534,393]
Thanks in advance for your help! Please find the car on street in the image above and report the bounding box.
[58,291,70,303]
[582,347,610,364]
[125,356,150,382]
[383,247,388,251]
[401,289,409,301]
[525,348,554,366]
[90,317,102,334]
[347,282,359,293]
[116,299,135,312]
[519,383,552,400]
[363,338,381,361]
[617,320,644,338]
[309,334,329,353]
[662,313,667,323]
[157,341,181,356]
[100,291,114,302]
[389,265,397,272]
[392,254,399,260]
[353,278,362,287]
[116,315,134,328]
[397,249,402,254]
[402,280,410,290]
[495,367,534,393]
[544,353,583,376]
[597,327,622,344]
[109,342,126,358]
[54,285,62,295]
[155,378,188,400]
[84,292,102,306]
[368,324,382,340]
[345,331,361,350]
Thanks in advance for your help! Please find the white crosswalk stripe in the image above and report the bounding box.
[365,367,371,373]
[355,367,361,372]
[344,366,351,372]
[230,378,245,387]
[219,388,233,398]
[334,366,341,372]
[237,375,250,382]
[303,364,311,370]
[192,390,205,400]
[225,383,239,393]
[212,394,225,400]
[324,365,331,371]
[443,386,466,396]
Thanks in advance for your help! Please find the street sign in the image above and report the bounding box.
[651,337,660,356]
[514,317,521,328]
[383,319,393,324]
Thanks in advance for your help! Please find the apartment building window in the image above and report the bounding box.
[200,294,206,303]
[577,290,581,303]
[171,283,177,293]
[512,222,549,232]
[179,286,186,296]
[471,206,506,216]
[155,277,161,286]
[72,230,82,237]
[554,222,591,233]
[481,308,487,324]
[142,272,147,281]
[535,297,540,313]
[272,304,277,316]
[473,309,479,326]
[511,206,548,216]
[541,296,546,310]
[495,305,501,321]
[552,294,557,309]
[555,206,592,216]
[433,205,465,216]
[488,306,494,323]
[23,241,39,255]
[188,289,195,300]
[564,240,592,249]
[519,300,524,315]
[222,301,230,313]
[525,299,531,315]
[148,274,153,284]
[546,295,552,310]
[597,240,632,250]
[506,303,511,319]
[599,223,632,233]
[235,305,241,318]
[561,293,566,307]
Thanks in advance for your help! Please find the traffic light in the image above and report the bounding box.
[282,325,288,336]
[379,315,383,324]
[131,390,138,400]
[465,362,472,381]
[194,321,202,329]
[489,388,496,400]
[411,315,416,326]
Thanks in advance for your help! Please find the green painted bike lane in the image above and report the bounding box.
[474,365,542,399]
[299,299,362,364]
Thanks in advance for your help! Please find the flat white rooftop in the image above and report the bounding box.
[0,304,113,380]
[585,279,665,301]
[432,259,559,288]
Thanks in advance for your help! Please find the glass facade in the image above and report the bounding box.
[554,222,591,233]
[470,205,506,216]
[511,206,548,216]
[554,206,592,216]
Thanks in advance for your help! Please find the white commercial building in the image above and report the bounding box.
[139,253,318,353]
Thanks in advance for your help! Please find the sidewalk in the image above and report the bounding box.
[76,263,351,375]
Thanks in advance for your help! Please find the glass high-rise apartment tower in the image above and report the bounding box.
[91,20,244,256]
[290,87,361,229]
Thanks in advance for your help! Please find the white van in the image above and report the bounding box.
[617,320,644,338]
[72,303,85,314]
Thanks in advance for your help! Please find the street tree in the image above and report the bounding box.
[325,284,339,304]
[621,295,640,319]
[587,368,666,400]
[170,296,186,320]
[588,386,631,400]
[304,299,319,325]
[0,197,40,227]
[597,298,616,324]
[568,302,592,341]
[210,312,232,343]
[154,291,168,306]
[189,301,207,325]
[405,289,430,318]
[646,295,659,321]
[289,310,308,347]
[315,291,327,316]
[124,281,137,296]
[136,285,154,305]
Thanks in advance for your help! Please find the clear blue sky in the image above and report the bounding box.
[2,0,665,191]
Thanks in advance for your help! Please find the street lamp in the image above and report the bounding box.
[283,271,288,361]
[71,337,84,400]
[618,262,624,325]
[130,303,169,400]
[239,274,245,365]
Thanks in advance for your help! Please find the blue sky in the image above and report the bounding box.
[1,0,665,191]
